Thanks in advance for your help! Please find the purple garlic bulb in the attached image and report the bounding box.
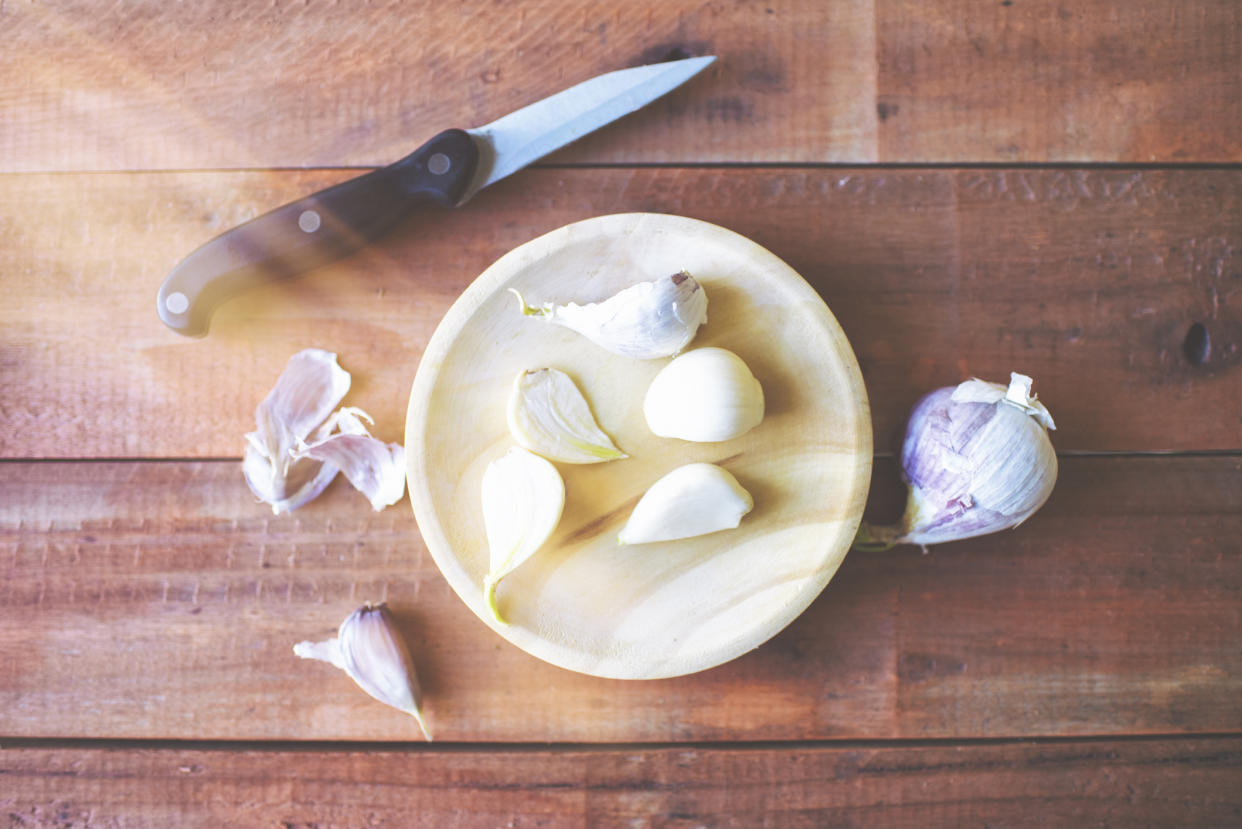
[871,372,1057,548]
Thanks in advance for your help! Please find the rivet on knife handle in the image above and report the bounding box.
[157,128,478,337]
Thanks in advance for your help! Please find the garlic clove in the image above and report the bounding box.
[481,447,565,625]
[507,368,627,464]
[244,349,351,514]
[294,603,431,740]
[643,347,765,442]
[294,407,407,512]
[861,372,1057,549]
[512,271,708,360]
[619,463,754,544]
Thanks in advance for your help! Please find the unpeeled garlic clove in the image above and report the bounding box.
[512,271,708,360]
[294,603,431,740]
[507,368,627,464]
[481,447,565,625]
[619,463,754,544]
[643,347,765,442]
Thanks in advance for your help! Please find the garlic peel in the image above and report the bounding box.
[481,447,565,625]
[244,349,351,514]
[951,372,1056,430]
[294,603,431,740]
[244,437,339,514]
[643,347,765,442]
[294,407,407,511]
[619,463,753,544]
[507,368,626,464]
[244,350,407,514]
[510,271,708,360]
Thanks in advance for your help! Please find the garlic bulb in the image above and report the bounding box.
[862,372,1057,548]
[512,271,707,359]
[294,603,431,740]
[507,368,626,463]
[619,463,754,544]
[643,347,765,442]
[481,447,565,625]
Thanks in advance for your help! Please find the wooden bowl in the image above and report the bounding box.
[406,213,871,679]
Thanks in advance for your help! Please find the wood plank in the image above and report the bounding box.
[4,1,1240,171]
[877,0,1242,162]
[1,456,1239,741]
[0,0,877,172]
[2,738,1240,827]
[2,167,1239,458]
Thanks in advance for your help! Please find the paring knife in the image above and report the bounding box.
[157,55,716,337]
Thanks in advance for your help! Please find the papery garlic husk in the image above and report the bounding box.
[619,463,754,544]
[294,407,407,511]
[244,348,351,514]
[643,347,765,442]
[507,368,627,464]
[866,372,1057,548]
[293,602,431,740]
[481,447,565,625]
[512,271,707,359]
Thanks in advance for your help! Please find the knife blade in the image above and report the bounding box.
[157,55,716,337]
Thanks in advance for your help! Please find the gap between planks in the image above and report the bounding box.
[4,733,1242,755]
[4,161,1242,177]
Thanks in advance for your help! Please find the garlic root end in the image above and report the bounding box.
[508,288,545,318]
[410,707,433,741]
[484,576,508,627]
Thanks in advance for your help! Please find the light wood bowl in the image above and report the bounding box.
[406,213,871,679]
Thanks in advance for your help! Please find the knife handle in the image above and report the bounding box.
[157,128,478,337]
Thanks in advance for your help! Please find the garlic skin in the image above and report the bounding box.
[244,349,351,513]
[643,347,765,442]
[619,463,754,544]
[507,368,627,464]
[870,372,1057,548]
[481,447,565,625]
[293,407,407,511]
[294,603,431,740]
[244,351,407,514]
[513,271,707,360]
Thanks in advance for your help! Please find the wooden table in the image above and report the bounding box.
[3,1,1240,824]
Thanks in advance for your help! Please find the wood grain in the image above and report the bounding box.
[3,738,1240,827]
[0,0,877,172]
[4,1,1240,171]
[2,167,1239,459]
[877,0,1242,162]
[2,455,1238,741]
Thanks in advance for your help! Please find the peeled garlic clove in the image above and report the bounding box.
[643,347,765,442]
[861,372,1057,549]
[619,463,754,544]
[507,368,627,464]
[481,447,565,625]
[294,603,431,740]
[513,271,707,359]
[244,349,351,514]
